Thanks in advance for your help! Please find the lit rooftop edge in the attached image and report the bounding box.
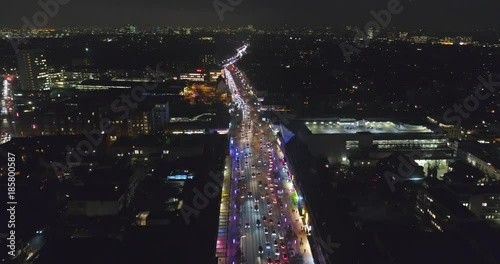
[304,120,433,134]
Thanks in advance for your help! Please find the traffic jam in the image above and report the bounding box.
[229,65,301,264]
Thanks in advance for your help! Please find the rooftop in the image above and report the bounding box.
[458,141,500,170]
[375,231,495,264]
[424,186,477,219]
[304,119,433,134]
[111,135,168,148]
[70,185,125,201]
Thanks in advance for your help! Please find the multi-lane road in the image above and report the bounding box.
[225,58,315,264]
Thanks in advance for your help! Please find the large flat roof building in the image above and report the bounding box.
[304,119,432,134]
[277,117,454,167]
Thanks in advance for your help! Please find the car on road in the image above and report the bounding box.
[258,246,264,254]
[282,253,288,261]
[264,228,269,235]
[280,242,285,249]
[248,192,252,198]
[271,229,276,236]
[251,173,256,178]
[268,210,273,216]
[277,221,281,227]
[245,223,250,228]
[274,240,278,247]
[267,258,272,264]
[36,226,47,234]
[254,205,259,211]
[266,241,271,249]
[256,219,261,226]
[262,216,267,222]
[289,249,295,257]
[274,248,280,256]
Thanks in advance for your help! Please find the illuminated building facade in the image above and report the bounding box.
[179,72,206,82]
[416,185,477,231]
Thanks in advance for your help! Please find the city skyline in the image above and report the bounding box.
[1,0,500,31]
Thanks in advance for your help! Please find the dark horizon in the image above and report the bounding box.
[1,0,500,31]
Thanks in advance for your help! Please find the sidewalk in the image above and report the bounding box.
[281,172,315,264]
[289,212,315,264]
[215,156,232,264]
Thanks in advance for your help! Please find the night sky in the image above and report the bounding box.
[1,0,499,30]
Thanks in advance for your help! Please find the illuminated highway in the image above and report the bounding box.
[223,44,248,68]
[225,46,315,264]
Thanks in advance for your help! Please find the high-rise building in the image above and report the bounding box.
[202,54,216,66]
[367,27,374,39]
[17,49,49,91]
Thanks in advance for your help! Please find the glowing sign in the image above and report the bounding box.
[196,69,202,73]
[167,174,194,180]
